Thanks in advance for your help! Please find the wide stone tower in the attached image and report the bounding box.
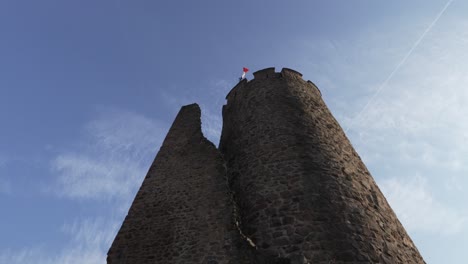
[219,67,424,263]
[108,67,425,263]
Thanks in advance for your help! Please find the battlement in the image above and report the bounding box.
[252,67,276,79]
[226,67,321,101]
[307,80,322,96]
[252,67,303,80]
[280,67,303,79]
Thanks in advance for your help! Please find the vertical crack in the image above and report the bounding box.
[221,162,257,249]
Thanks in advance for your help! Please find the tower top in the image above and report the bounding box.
[226,67,321,100]
[252,67,303,80]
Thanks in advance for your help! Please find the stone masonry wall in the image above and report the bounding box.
[219,68,425,263]
[108,67,425,264]
[107,104,250,264]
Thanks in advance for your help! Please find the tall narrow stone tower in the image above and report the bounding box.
[108,67,425,263]
[107,104,251,264]
[219,67,424,263]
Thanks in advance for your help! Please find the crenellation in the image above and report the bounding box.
[306,80,322,96]
[252,67,275,79]
[280,67,303,79]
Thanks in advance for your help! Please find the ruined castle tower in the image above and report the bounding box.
[108,67,425,263]
[107,105,251,263]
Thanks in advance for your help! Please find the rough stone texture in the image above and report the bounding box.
[108,67,425,264]
[107,104,251,264]
[219,67,425,263]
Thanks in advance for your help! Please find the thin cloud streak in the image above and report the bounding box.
[0,217,119,264]
[50,108,166,201]
[380,176,466,235]
[3,108,171,264]
[345,0,454,133]
[295,10,468,240]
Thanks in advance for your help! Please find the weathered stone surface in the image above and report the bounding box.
[108,67,425,264]
[219,67,425,263]
[107,104,250,264]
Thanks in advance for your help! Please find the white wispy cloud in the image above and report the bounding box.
[296,13,468,236]
[380,175,466,235]
[350,18,468,234]
[52,153,147,200]
[0,217,119,264]
[345,17,468,174]
[1,108,168,264]
[50,108,167,201]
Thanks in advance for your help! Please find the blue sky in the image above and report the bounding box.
[1,0,466,263]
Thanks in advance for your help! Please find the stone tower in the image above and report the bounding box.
[107,105,251,263]
[108,67,425,263]
[219,67,424,263]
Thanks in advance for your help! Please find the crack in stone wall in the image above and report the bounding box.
[222,163,257,249]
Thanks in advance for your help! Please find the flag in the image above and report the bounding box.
[241,67,249,80]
